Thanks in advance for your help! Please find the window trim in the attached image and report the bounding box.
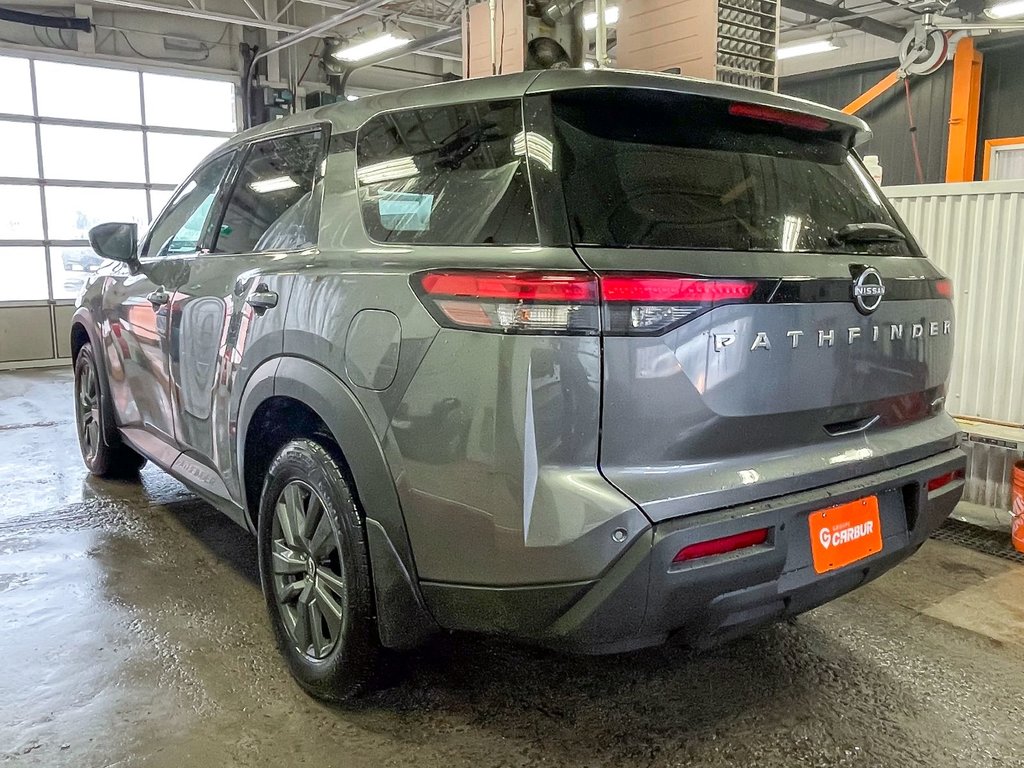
[353,98,541,248]
[203,122,331,258]
[982,136,1024,181]
[138,147,240,264]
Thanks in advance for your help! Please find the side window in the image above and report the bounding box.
[213,129,324,254]
[355,100,537,245]
[142,151,234,259]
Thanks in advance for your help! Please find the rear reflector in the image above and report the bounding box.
[927,469,964,492]
[673,528,771,563]
[728,102,831,132]
[936,278,953,298]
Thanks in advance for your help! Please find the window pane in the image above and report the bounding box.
[35,61,141,124]
[216,131,323,254]
[41,125,145,182]
[45,186,148,240]
[51,246,109,300]
[356,101,536,245]
[0,122,39,178]
[0,56,34,115]
[143,73,236,131]
[0,248,48,302]
[143,152,233,258]
[0,185,43,239]
[147,132,226,185]
[149,188,175,220]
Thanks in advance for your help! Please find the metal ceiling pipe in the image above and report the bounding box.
[783,0,905,42]
[296,0,456,31]
[243,0,390,127]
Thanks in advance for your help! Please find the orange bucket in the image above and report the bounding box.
[1013,460,1024,554]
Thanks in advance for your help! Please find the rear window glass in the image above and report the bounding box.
[550,89,916,256]
[355,99,537,246]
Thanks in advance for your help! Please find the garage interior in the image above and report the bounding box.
[1,0,1024,765]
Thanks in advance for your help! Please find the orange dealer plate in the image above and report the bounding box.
[808,496,883,575]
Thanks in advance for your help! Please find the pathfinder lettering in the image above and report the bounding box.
[713,321,953,352]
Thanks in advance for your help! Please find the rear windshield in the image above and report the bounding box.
[549,89,916,256]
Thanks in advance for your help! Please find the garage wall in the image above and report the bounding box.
[886,179,1024,426]
[0,49,236,368]
[780,60,953,186]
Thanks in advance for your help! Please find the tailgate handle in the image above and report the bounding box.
[823,415,880,436]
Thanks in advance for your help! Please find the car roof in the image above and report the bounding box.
[224,68,870,149]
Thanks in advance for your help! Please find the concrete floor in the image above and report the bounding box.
[2,369,1024,768]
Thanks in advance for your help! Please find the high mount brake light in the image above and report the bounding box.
[728,102,831,133]
[413,272,757,335]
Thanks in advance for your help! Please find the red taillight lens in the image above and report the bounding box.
[927,469,964,492]
[415,271,600,334]
[673,528,771,564]
[600,274,757,335]
[936,278,953,298]
[728,102,831,132]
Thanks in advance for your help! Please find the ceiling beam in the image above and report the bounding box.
[783,0,906,42]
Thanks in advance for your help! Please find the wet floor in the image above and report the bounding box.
[2,368,1023,767]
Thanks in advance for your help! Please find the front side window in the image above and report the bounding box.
[212,129,324,254]
[550,88,916,257]
[355,100,537,245]
[142,151,234,259]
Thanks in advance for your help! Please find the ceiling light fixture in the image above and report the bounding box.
[332,32,411,63]
[776,38,841,61]
[583,5,619,31]
[985,0,1024,18]
[250,176,299,194]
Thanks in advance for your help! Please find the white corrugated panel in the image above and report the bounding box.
[885,180,1024,426]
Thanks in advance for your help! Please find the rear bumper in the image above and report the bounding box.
[420,447,966,653]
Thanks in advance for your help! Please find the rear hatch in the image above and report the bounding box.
[545,87,959,521]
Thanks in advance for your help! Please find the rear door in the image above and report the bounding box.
[540,87,959,520]
[167,126,326,507]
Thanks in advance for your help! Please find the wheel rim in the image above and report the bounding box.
[270,480,347,661]
[75,358,101,464]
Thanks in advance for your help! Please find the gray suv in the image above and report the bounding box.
[72,70,966,701]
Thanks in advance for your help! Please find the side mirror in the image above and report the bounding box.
[88,222,139,268]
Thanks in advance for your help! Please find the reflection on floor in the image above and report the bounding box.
[1,368,1023,768]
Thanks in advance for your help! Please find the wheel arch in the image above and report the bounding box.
[237,355,437,649]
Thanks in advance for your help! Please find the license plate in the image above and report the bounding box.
[808,496,883,575]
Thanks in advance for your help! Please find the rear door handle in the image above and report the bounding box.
[246,288,279,314]
[147,289,170,307]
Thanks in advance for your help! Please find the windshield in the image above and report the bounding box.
[549,89,917,257]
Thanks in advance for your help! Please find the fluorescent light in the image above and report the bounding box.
[332,32,411,63]
[250,176,298,194]
[356,156,419,185]
[776,38,840,61]
[583,5,619,30]
[346,94,359,101]
[512,131,554,171]
[583,60,596,70]
[986,0,1024,17]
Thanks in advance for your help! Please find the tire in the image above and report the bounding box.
[258,438,380,702]
[74,343,146,478]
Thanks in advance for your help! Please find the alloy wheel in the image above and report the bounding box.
[76,359,100,464]
[270,480,347,660]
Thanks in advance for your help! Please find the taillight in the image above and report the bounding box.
[673,528,771,564]
[936,278,953,298]
[413,271,756,335]
[600,274,757,335]
[414,271,600,334]
[728,102,831,132]
[927,469,964,492]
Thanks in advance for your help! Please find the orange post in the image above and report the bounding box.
[946,36,983,182]
[843,69,901,115]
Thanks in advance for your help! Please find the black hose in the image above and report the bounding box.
[0,7,92,33]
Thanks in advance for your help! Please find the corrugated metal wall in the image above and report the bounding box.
[886,180,1024,426]
[781,60,953,186]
